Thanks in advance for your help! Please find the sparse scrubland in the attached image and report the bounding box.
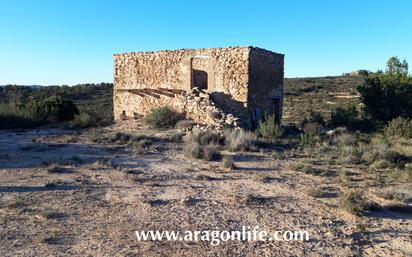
[1,58,411,256]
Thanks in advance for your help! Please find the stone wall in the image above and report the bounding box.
[113,46,284,127]
[114,47,250,122]
[248,47,284,125]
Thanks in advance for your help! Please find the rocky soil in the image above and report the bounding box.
[0,124,410,256]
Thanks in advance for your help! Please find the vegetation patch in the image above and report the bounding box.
[339,190,376,216]
[224,129,258,151]
[257,114,283,141]
[384,117,412,139]
[144,106,182,129]
[222,155,237,170]
[70,112,98,129]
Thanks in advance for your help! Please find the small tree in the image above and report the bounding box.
[386,56,408,76]
[357,57,412,123]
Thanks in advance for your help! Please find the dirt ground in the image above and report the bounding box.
[0,122,411,257]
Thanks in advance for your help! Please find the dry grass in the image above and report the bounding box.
[307,187,327,198]
[224,129,258,151]
[222,155,237,170]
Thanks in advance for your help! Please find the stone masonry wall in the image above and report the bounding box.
[248,47,284,124]
[114,47,250,122]
[113,46,284,127]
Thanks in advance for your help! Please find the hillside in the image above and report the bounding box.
[283,76,364,124]
[0,76,365,125]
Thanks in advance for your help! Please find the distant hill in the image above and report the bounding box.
[0,76,365,125]
[0,83,114,120]
[283,76,364,124]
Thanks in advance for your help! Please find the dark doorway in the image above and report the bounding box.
[192,69,208,90]
[272,98,282,124]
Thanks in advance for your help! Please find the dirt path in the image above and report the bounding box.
[0,128,410,256]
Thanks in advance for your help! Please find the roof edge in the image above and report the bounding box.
[113,46,282,57]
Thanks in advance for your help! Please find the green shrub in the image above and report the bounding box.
[384,117,412,139]
[85,128,107,142]
[300,133,316,148]
[0,96,78,129]
[257,114,283,140]
[357,70,412,123]
[144,106,181,129]
[197,131,222,146]
[24,95,79,121]
[0,102,43,129]
[70,112,98,129]
[331,104,358,127]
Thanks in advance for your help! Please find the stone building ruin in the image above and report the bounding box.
[113,46,284,129]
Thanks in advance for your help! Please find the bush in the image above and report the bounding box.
[224,129,258,151]
[300,133,316,148]
[303,111,326,127]
[24,95,79,122]
[357,72,412,123]
[70,112,98,129]
[144,106,181,129]
[0,96,79,129]
[222,155,237,169]
[257,114,283,140]
[0,102,43,129]
[331,104,358,128]
[330,104,375,132]
[184,130,222,146]
[183,129,222,161]
[339,190,371,216]
[302,122,322,136]
[202,145,222,161]
[362,143,407,168]
[384,117,412,139]
[184,142,202,159]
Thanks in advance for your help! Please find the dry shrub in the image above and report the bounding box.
[202,144,222,161]
[184,129,222,146]
[339,190,375,216]
[384,117,412,139]
[183,129,222,161]
[222,155,237,169]
[224,129,258,151]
